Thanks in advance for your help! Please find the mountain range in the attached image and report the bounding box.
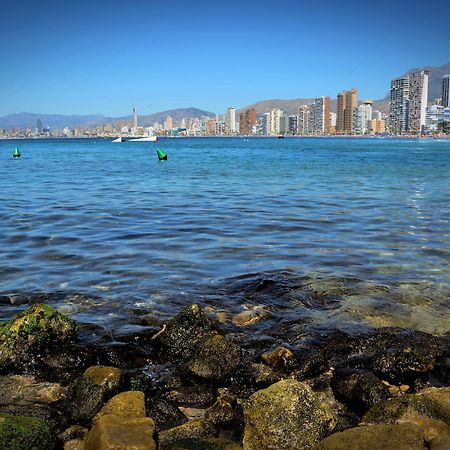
[1,62,448,129]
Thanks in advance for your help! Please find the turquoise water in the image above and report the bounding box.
[0,137,449,334]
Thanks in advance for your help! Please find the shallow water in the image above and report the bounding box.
[0,137,449,335]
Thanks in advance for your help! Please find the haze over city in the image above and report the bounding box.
[1,0,449,117]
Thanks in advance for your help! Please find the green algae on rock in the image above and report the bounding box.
[0,304,79,371]
[0,413,56,450]
[243,379,336,450]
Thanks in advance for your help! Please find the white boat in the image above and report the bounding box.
[128,136,158,142]
[112,137,124,142]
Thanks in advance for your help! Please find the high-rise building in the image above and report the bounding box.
[442,75,450,108]
[353,100,373,134]
[389,76,410,134]
[239,108,256,135]
[226,107,236,134]
[133,108,138,129]
[36,118,43,134]
[269,109,283,135]
[261,113,271,135]
[336,89,357,133]
[164,116,173,130]
[408,70,429,133]
[297,97,330,135]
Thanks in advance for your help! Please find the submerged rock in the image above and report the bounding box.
[243,379,336,450]
[260,346,298,371]
[0,413,56,450]
[0,304,79,372]
[330,368,390,416]
[312,422,425,450]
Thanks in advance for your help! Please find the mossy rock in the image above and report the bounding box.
[0,304,79,370]
[243,379,336,450]
[186,335,242,382]
[156,305,217,360]
[0,413,56,450]
[363,387,450,426]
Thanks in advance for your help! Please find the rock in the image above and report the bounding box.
[158,419,216,450]
[84,415,156,450]
[0,374,67,406]
[146,397,188,431]
[431,434,450,450]
[167,438,243,449]
[260,346,297,371]
[397,411,450,443]
[94,391,146,421]
[243,379,336,450]
[330,368,390,416]
[155,304,217,360]
[83,365,122,390]
[59,425,89,443]
[312,422,425,450]
[186,335,242,382]
[0,304,79,371]
[0,413,56,450]
[205,390,236,425]
[67,365,122,424]
[433,358,450,384]
[64,439,85,450]
[167,385,216,408]
[363,387,450,426]
[296,352,328,380]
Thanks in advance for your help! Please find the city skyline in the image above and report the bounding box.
[1,0,449,117]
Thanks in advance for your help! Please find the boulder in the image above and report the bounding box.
[312,422,425,450]
[154,304,217,360]
[167,438,243,449]
[0,413,56,450]
[67,368,122,424]
[84,415,156,450]
[158,419,216,450]
[186,335,241,382]
[330,368,389,416]
[0,304,78,371]
[363,387,450,426]
[94,391,146,421]
[146,397,188,431]
[243,379,336,450]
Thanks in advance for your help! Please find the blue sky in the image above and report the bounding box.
[0,0,448,117]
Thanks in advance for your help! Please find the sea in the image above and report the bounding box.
[0,137,449,338]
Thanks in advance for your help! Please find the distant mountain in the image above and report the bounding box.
[0,108,215,129]
[238,61,449,116]
[238,98,390,115]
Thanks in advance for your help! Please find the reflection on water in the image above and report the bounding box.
[0,137,448,335]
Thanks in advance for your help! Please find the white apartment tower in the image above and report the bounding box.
[389,76,410,134]
[226,107,236,134]
[443,75,450,108]
[270,109,283,135]
[354,100,373,134]
[408,70,429,133]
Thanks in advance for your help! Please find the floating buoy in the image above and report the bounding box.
[13,147,21,158]
[157,148,167,161]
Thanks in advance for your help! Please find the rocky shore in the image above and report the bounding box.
[0,302,449,449]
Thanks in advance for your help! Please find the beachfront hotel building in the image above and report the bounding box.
[239,108,256,135]
[353,100,373,134]
[226,107,236,134]
[408,70,429,133]
[389,76,410,134]
[336,89,358,133]
[269,109,283,135]
[443,75,450,108]
[297,97,330,135]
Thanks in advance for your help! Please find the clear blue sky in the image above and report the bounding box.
[1,0,448,117]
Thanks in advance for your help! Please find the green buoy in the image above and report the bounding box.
[13,147,21,158]
[157,148,167,161]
